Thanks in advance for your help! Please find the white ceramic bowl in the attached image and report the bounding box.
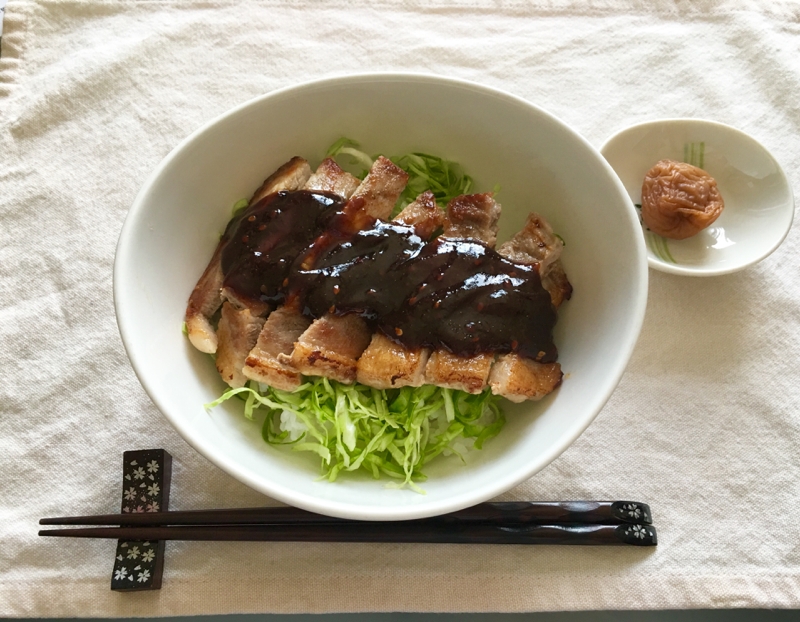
[115,74,648,520]
[601,118,795,276]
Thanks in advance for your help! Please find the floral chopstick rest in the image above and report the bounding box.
[111,449,172,591]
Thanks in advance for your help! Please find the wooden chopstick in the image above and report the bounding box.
[38,522,657,546]
[39,501,652,527]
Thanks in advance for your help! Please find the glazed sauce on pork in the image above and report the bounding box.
[221,191,558,362]
[290,219,557,361]
[220,190,345,307]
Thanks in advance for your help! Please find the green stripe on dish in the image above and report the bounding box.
[683,142,705,169]
[646,231,676,264]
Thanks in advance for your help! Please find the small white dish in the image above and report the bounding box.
[600,119,794,276]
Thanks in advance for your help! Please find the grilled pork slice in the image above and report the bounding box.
[443,193,502,247]
[249,156,314,206]
[496,212,572,308]
[304,157,361,198]
[286,314,375,384]
[355,191,443,389]
[184,245,226,354]
[489,354,564,402]
[422,193,501,393]
[219,286,271,318]
[356,334,431,389]
[185,156,312,353]
[241,159,361,390]
[488,212,568,402]
[487,355,562,403]
[541,261,571,309]
[215,303,266,388]
[392,190,444,239]
[348,155,411,219]
[241,304,313,391]
[425,351,496,394]
[286,157,409,384]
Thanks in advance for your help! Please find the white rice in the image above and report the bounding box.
[279,410,308,441]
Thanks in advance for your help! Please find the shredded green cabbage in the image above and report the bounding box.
[206,379,504,492]
[393,152,473,210]
[325,137,374,177]
[326,137,475,214]
[231,198,249,215]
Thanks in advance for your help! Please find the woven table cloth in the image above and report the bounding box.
[1,0,799,616]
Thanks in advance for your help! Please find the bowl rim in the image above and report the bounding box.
[114,72,649,520]
[600,117,796,277]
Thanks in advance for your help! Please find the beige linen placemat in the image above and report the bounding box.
[1,0,799,616]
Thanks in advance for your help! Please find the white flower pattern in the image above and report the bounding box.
[622,524,653,543]
[623,503,642,519]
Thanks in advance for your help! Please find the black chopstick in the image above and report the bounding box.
[38,522,657,546]
[39,500,651,527]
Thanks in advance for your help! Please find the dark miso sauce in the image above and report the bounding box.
[220,190,345,307]
[288,220,558,362]
[221,190,559,361]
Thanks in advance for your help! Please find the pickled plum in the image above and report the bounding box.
[641,159,724,239]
